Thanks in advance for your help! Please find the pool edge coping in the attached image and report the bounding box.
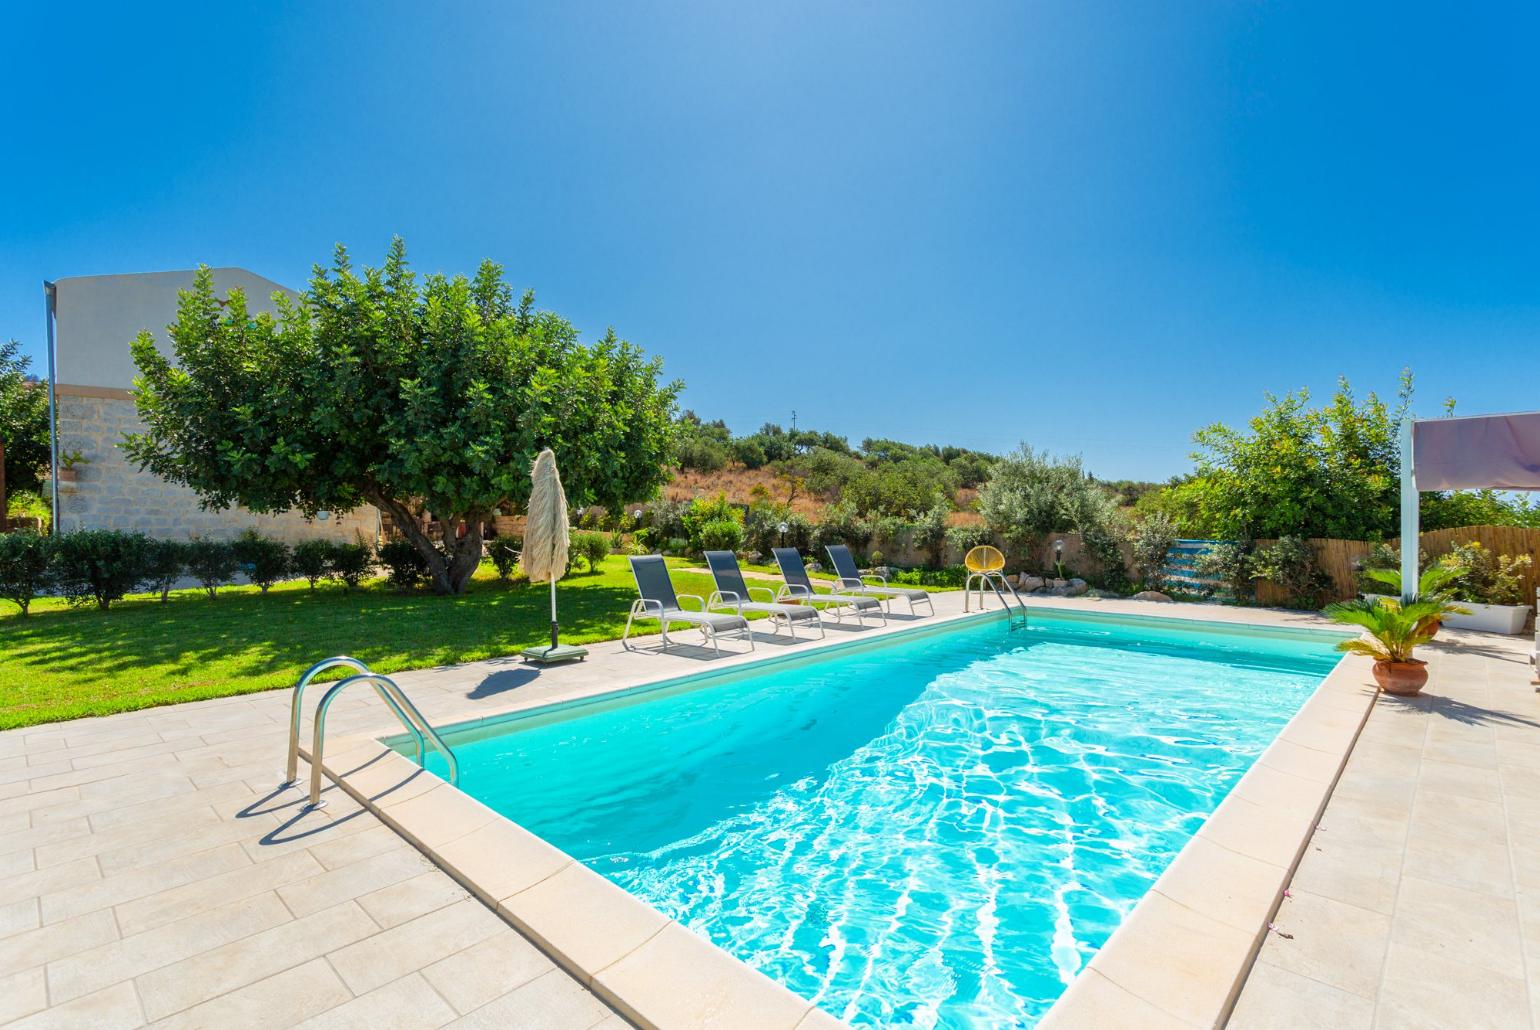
[1038,649,1377,1029]
[309,601,1366,1030]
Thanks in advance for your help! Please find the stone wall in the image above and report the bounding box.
[54,393,379,544]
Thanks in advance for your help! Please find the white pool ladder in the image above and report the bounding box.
[284,656,459,809]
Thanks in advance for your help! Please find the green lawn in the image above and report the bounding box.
[0,556,735,730]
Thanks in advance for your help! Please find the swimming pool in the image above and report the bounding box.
[408,611,1342,1027]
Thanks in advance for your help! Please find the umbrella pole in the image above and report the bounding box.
[549,578,559,649]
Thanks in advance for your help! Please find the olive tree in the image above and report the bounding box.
[125,241,679,594]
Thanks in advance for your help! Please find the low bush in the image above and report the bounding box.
[54,529,153,610]
[232,530,291,594]
[183,538,240,599]
[1193,541,1255,601]
[291,540,333,590]
[379,539,429,590]
[1441,541,1532,606]
[330,542,373,591]
[697,519,744,554]
[1250,535,1330,609]
[489,537,522,581]
[0,531,55,615]
[663,536,689,556]
[143,539,187,602]
[570,531,611,573]
[1129,513,1178,592]
[944,524,993,562]
[888,564,967,588]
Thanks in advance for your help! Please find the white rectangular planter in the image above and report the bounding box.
[1364,595,1533,636]
[1442,602,1533,636]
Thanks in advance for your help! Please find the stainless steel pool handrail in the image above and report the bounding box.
[307,672,458,808]
[284,655,427,785]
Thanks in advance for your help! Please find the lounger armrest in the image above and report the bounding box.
[779,583,814,600]
[676,593,708,612]
[866,572,888,586]
[707,590,742,611]
[747,585,778,604]
[630,598,665,617]
[835,576,866,591]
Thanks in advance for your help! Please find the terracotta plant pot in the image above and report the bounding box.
[1372,659,1428,696]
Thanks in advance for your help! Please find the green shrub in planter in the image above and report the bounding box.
[54,529,153,610]
[143,539,188,602]
[232,530,291,594]
[0,530,55,615]
[329,542,373,591]
[291,540,333,590]
[698,519,744,554]
[570,531,611,573]
[379,539,429,590]
[183,538,240,599]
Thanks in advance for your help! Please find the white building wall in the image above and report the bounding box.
[49,268,379,543]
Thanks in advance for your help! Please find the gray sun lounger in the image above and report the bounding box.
[623,555,754,655]
[771,548,886,627]
[825,544,935,616]
[704,550,824,640]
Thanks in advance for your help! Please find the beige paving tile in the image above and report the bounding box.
[149,956,352,1030]
[0,815,89,857]
[304,823,404,871]
[1228,959,1374,1030]
[1287,836,1403,916]
[0,966,49,1023]
[1403,821,1515,898]
[1415,757,1503,802]
[0,908,119,977]
[792,1006,847,1030]
[1197,792,1316,867]
[1258,890,1389,999]
[0,896,40,939]
[1375,941,1528,1029]
[422,932,565,1015]
[595,921,812,1030]
[500,862,669,982]
[134,900,378,1021]
[0,855,101,904]
[447,968,615,1029]
[41,842,252,923]
[1389,875,1524,979]
[357,869,469,930]
[1,981,144,1030]
[277,846,434,918]
[48,892,291,1004]
[326,898,507,997]
[114,849,324,936]
[378,783,499,852]
[293,971,458,1029]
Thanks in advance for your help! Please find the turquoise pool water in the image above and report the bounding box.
[411,612,1340,1027]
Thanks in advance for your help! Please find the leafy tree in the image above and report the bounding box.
[1421,489,1540,530]
[1176,375,1409,540]
[842,456,956,517]
[911,504,950,567]
[143,539,187,602]
[125,241,679,594]
[329,542,373,591]
[0,339,51,495]
[231,530,290,594]
[1129,513,1178,591]
[291,540,333,590]
[183,538,239,599]
[54,530,152,610]
[0,531,54,615]
[378,539,428,590]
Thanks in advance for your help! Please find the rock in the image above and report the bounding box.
[1131,590,1174,603]
[1067,581,1089,597]
[1017,574,1045,592]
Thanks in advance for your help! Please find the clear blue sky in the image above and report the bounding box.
[3,2,1535,480]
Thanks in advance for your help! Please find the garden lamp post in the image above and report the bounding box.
[1053,539,1065,579]
[779,521,788,549]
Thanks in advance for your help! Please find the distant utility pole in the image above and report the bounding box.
[791,409,797,431]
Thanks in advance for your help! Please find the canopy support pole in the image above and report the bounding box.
[1399,418,1418,602]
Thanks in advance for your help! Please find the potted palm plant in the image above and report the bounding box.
[1323,597,1443,695]
[1359,564,1468,638]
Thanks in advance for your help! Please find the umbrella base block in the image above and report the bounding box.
[520,644,589,664]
